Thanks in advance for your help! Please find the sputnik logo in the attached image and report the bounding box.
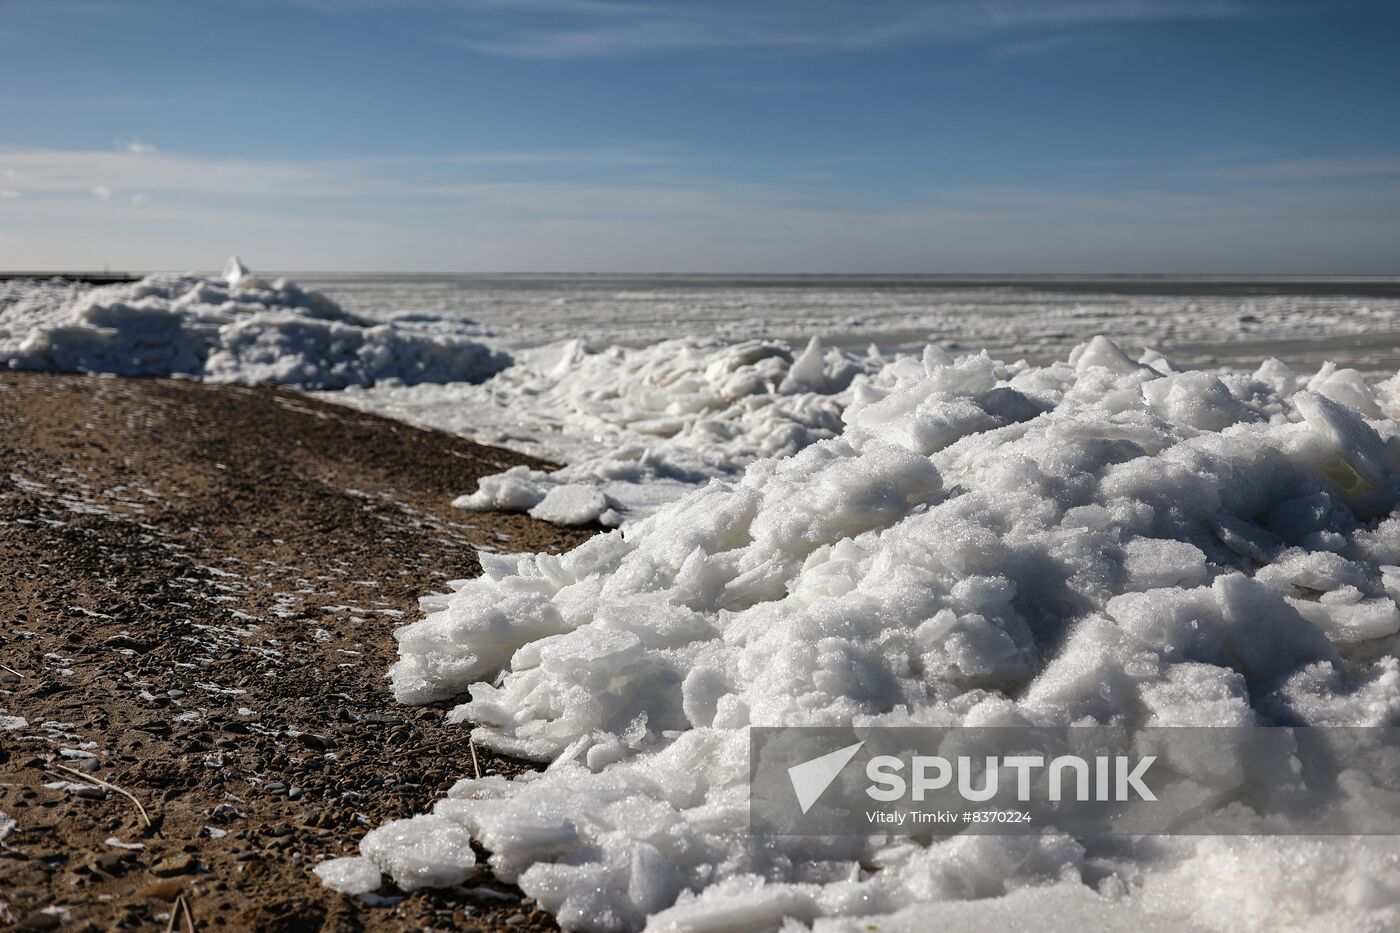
[787,741,864,814]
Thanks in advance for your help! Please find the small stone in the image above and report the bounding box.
[287,786,304,800]
[76,757,101,773]
[95,853,127,875]
[138,878,185,901]
[104,634,150,653]
[15,911,61,931]
[151,854,198,877]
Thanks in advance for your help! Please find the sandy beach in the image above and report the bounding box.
[0,372,595,931]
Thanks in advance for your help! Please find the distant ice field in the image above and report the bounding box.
[299,273,1400,372]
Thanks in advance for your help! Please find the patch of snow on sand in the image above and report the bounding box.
[343,338,1400,931]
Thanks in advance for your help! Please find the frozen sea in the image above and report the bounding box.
[299,272,1400,371]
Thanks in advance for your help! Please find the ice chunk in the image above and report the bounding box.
[530,485,610,525]
[222,255,252,288]
[1122,538,1209,590]
[1070,335,1141,374]
[313,856,383,895]
[1293,390,1397,517]
[358,815,476,891]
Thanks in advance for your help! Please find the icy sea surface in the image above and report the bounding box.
[301,272,1400,370]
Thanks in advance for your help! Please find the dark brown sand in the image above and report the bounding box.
[0,373,599,932]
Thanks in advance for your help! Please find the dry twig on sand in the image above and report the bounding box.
[167,894,197,933]
[470,738,482,780]
[48,762,152,828]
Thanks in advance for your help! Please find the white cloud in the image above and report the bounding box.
[125,140,158,155]
[90,184,113,200]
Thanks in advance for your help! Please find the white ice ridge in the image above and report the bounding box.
[333,337,1400,931]
[449,336,877,525]
[334,333,1400,528]
[0,259,510,389]
[327,335,883,526]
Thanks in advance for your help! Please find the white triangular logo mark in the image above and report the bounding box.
[787,741,864,814]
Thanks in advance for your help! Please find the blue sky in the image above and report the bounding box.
[1,0,1397,272]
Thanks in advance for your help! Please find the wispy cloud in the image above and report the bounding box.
[0,144,682,203]
[420,0,1258,59]
[1197,156,1400,182]
[990,31,1108,58]
[3,141,1397,273]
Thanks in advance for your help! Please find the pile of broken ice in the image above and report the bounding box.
[327,336,1400,931]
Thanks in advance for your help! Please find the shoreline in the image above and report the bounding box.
[0,372,597,931]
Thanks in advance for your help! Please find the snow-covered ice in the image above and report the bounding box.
[0,260,509,389]
[366,338,1400,931]
[300,273,1400,374]
[350,336,876,525]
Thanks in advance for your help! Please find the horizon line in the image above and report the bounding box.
[5,270,1400,281]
